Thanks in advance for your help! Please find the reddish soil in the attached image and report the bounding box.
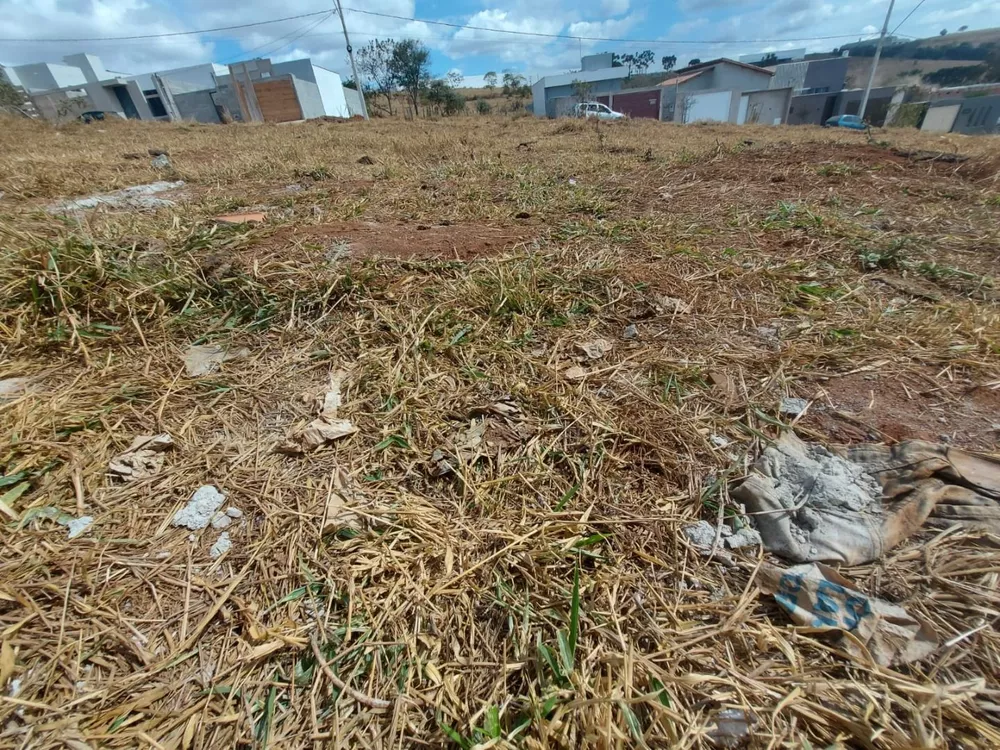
[259,220,534,261]
[799,370,1000,451]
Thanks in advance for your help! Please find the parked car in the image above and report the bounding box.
[573,102,625,120]
[823,114,866,130]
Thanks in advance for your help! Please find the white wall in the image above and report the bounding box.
[312,66,350,118]
[63,54,109,83]
[10,63,87,93]
[685,90,732,123]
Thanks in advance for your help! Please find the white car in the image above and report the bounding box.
[573,102,625,120]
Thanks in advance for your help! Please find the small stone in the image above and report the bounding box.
[211,514,232,530]
[623,323,638,340]
[780,397,809,416]
[66,516,94,539]
[710,434,730,448]
[225,507,243,518]
[210,532,231,559]
[576,338,612,360]
[151,154,171,169]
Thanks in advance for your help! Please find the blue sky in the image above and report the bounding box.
[2,0,998,86]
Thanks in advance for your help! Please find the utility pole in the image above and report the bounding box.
[333,0,369,119]
[859,0,895,122]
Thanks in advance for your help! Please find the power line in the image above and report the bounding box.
[0,10,331,43]
[341,6,870,45]
[890,0,928,36]
[223,12,334,64]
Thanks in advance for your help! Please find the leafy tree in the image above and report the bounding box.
[0,78,26,107]
[390,39,432,115]
[571,79,593,103]
[425,79,465,115]
[688,58,701,67]
[959,25,968,32]
[446,70,464,88]
[940,29,947,36]
[357,38,396,115]
[633,50,655,74]
[476,99,491,114]
[483,71,498,90]
[502,71,530,98]
[760,52,778,65]
[661,54,677,72]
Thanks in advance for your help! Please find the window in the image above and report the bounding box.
[843,115,861,124]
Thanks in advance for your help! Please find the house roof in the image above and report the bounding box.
[657,70,708,88]
[674,58,774,76]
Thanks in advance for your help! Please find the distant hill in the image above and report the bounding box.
[845,57,988,87]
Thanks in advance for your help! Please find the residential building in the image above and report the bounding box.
[769,57,848,95]
[657,59,775,122]
[3,54,152,122]
[786,86,897,126]
[530,58,631,118]
[921,95,1000,134]
[6,52,355,124]
[739,48,806,66]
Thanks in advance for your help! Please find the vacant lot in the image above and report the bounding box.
[0,115,998,748]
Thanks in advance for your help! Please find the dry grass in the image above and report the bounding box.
[1,113,999,749]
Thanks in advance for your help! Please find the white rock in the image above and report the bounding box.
[210,532,232,559]
[173,486,226,530]
[66,516,94,539]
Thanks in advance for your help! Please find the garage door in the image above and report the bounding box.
[685,90,732,123]
[613,89,661,119]
[253,78,303,123]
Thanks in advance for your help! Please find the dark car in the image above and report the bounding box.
[823,114,866,130]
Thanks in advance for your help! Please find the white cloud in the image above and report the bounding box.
[601,0,630,15]
[444,9,566,62]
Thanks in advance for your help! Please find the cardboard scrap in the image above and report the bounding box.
[576,338,613,360]
[182,344,249,377]
[760,562,939,667]
[214,212,266,225]
[278,370,357,454]
[322,469,362,535]
[108,433,174,481]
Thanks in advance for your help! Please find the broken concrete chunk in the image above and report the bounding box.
[48,181,185,213]
[760,562,938,667]
[211,514,232,530]
[576,338,613,360]
[623,323,638,340]
[683,520,760,552]
[225,507,243,519]
[779,397,809,416]
[151,154,171,169]
[173,485,226,530]
[108,433,174,481]
[182,344,249,377]
[210,531,232,559]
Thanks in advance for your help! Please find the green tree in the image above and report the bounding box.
[357,38,396,115]
[0,77,25,108]
[425,79,465,115]
[390,39,432,115]
[476,99,491,114]
[688,58,701,67]
[662,55,677,72]
[446,70,464,88]
[760,52,778,65]
[634,50,655,74]
[484,71,498,90]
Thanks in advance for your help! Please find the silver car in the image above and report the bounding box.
[573,102,625,120]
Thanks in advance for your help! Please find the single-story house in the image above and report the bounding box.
[531,54,632,118]
[5,52,355,124]
[657,59,777,123]
[921,95,1000,134]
